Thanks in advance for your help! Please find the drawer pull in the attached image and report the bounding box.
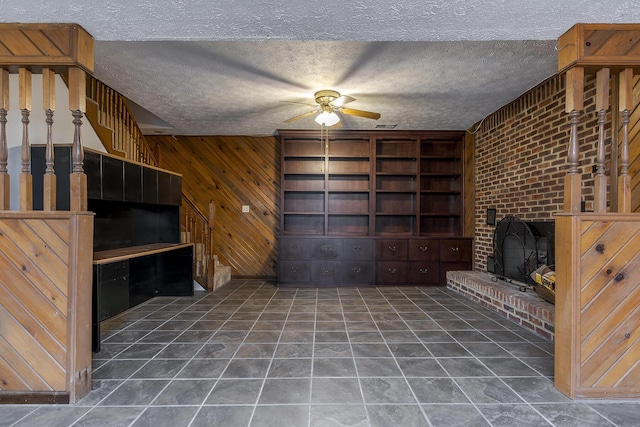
[353,245,362,250]
[353,267,362,273]
[290,267,299,272]
[388,268,397,274]
[322,267,333,273]
[419,268,428,273]
[388,246,397,252]
[321,244,332,251]
[451,247,459,252]
[419,246,428,251]
[292,244,299,249]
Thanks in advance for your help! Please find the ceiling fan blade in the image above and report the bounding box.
[283,110,317,123]
[331,95,355,107]
[280,100,317,108]
[340,107,381,120]
[329,120,343,129]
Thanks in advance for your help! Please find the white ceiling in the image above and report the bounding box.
[4,1,640,136]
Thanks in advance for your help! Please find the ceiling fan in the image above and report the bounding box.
[283,90,381,127]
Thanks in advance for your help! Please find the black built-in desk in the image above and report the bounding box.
[31,146,193,352]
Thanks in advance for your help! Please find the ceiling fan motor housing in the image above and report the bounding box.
[315,90,340,105]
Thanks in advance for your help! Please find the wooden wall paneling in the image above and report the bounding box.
[555,213,640,398]
[148,135,280,278]
[0,212,93,403]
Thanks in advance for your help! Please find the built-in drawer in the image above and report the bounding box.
[407,261,439,285]
[377,239,408,260]
[311,238,342,260]
[343,238,373,260]
[312,260,341,284]
[279,260,311,283]
[376,261,408,283]
[409,239,439,261]
[280,238,310,260]
[341,261,374,284]
[440,239,472,262]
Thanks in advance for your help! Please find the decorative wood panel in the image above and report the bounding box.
[0,212,93,403]
[149,135,280,278]
[0,24,93,72]
[558,24,640,72]
[555,213,640,398]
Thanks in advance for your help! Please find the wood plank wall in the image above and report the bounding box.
[148,135,280,278]
[0,212,93,403]
[555,213,640,398]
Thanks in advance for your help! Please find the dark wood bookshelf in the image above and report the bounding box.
[278,130,472,287]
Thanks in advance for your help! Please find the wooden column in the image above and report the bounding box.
[68,67,87,212]
[43,68,56,211]
[563,67,584,213]
[0,68,9,210]
[594,68,609,213]
[19,68,32,211]
[617,68,633,213]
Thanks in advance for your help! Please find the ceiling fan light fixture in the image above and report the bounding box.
[314,111,340,126]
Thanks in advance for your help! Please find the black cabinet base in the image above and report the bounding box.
[92,245,193,353]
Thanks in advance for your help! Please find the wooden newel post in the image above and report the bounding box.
[207,200,216,291]
[19,68,32,211]
[563,67,584,213]
[594,68,609,213]
[617,68,633,213]
[68,67,87,212]
[43,68,56,211]
[0,68,9,210]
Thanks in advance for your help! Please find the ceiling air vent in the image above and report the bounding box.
[375,124,397,129]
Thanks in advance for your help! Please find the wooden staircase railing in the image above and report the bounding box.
[85,76,157,166]
[0,23,95,404]
[555,23,640,399]
[181,197,216,291]
[84,76,220,288]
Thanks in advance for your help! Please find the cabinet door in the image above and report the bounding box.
[142,168,158,204]
[157,171,172,205]
[280,261,311,284]
[124,162,142,203]
[407,261,439,285]
[343,238,373,260]
[102,155,124,201]
[341,261,373,284]
[409,239,439,261]
[311,238,343,260]
[169,174,183,206]
[377,261,407,284]
[280,238,310,260]
[84,150,102,201]
[440,239,472,262]
[377,239,408,260]
[312,261,341,284]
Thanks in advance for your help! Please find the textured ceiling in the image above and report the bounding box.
[4,1,640,135]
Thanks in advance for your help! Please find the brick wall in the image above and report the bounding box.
[472,73,609,271]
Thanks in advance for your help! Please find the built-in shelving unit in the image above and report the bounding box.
[278,130,472,287]
[31,146,193,352]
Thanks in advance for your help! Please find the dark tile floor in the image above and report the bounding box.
[2,280,639,427]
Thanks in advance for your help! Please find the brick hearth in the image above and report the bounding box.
[446,270,555,341]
